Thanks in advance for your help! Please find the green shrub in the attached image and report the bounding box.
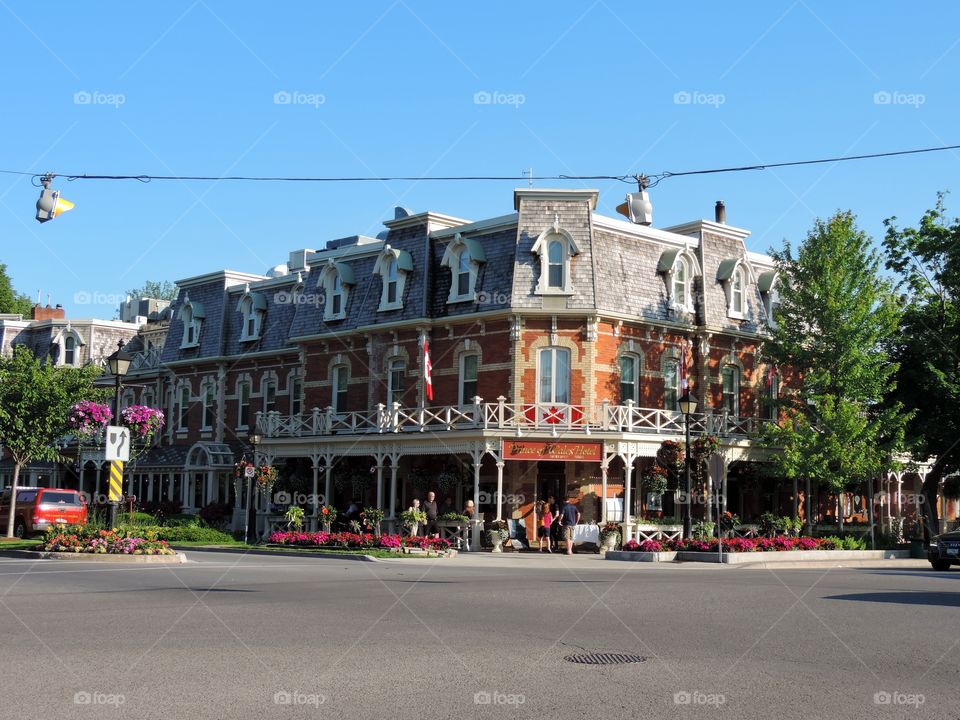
[118,511,157,526]
[152,525,236,544]
[163,513,202,528]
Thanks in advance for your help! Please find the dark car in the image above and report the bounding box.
[928,530,960,571]
[0,487,88,538]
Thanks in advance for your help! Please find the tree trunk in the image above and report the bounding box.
[4,462,22,538]
[921,464,943,543]
[837,493,844,535]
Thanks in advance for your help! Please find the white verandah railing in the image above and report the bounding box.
[256,398,764,439]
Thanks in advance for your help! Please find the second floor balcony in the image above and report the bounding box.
[255,397,767,440]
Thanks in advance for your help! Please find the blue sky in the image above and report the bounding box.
[2,1,958,317]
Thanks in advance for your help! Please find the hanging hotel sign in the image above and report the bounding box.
[502,440,603,463]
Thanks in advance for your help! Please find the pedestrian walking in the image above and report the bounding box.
[423,491,439,538]
[560,497,580,555]
[538,502,553,553]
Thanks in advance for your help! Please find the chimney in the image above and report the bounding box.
[715,201,726,224]
[31,300,66,321]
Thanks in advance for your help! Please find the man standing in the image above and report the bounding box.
[560,496,580,555]
[423,491,439,538]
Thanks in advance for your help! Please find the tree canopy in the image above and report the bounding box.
[762,211,907,524]
[883,193,960,536]
[0,263,33,317]
[125,280,178,301]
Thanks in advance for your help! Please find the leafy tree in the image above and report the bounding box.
[883,194,960,539]
[0,263,33,317]
[125,280,178,301]
[762,211,907,533]
[0,347,106,537]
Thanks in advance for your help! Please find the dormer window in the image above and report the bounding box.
[658,247,700,314]
[531,226,579,295]
[237,286,267,342]
[373,245,413,311]
[64,336,76,365]
[758,271,780,328]
[53,326,85,367]
[717,258,750,320]
[317,260,355,321]
[441,232,486,303]
[178,294,205,349]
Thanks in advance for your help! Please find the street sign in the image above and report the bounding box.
[105,425,130,462]
[244,465,255,478]
[108,461,124,502]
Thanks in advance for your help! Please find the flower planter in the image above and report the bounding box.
[605,550,678,563]
[634,524,683,543]
[601,534,619,552]
[677,549,910,564]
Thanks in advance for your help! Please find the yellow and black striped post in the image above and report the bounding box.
[109,461,124,503]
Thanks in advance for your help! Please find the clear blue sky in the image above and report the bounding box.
[2,1,958,317]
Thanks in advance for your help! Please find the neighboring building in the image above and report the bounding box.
[0,301,142,489]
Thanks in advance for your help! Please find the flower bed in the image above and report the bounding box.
[267,531,451,553]
[621,535,858,553]
[43,527,175,555]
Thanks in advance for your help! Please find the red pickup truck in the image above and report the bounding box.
[0,487,88,538]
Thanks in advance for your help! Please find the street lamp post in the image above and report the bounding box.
[678,391,698,540]
[244,433,260,545]
[106,340,131,529]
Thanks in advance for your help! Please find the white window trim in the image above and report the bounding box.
[372,245,412,312]
[178,294,204,349]
[662,358,680,412]
[177,384,191,432]
[200,380,216,431]
[659,247,701,315]
[236,286,266,342]
[52,326,85,367]
[331,364,349,413]
[537,347,571,404]
[619,352,641,404]
[261,377,278,415]
[531,227,579,296]
[386,357,406,406]
[317,260,354,321]
[722,365,740,417]
[441,233,485,304]
[236,379,252,430]
[458,353,479,407]
[287,371,304,416]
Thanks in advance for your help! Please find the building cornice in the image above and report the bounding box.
[430,213,519,239]
[176,269,268,289]
[663,219,752,242]
[514,188,598,210]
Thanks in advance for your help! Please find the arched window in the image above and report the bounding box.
[619,354,640,404]
[459,353,478,406]
[457,250,472,297]
[237,290,266,342]
[722,365,740,416]
[201,382,215,430]
[673,258,689,310]
[262,378,277,414]
[178,294,205,348]
[289,374,303,416]
[532,228,579,295]
[373,245,412,311]
[385,258,398,305]
[663,359,680,411]
[332,365,348,413]
[538,347,570,404]
[387,358,406,406]
[331,274,344,315]
[731,267,744,316]
[64,336,76,366]
[318,260,354,321]
[441,232,486,303]
[237,380,251,429]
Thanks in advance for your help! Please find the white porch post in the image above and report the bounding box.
[495,461,505,522]
[147,473,155,503]
[388,457,399,521]
[622,456,635,542]
[471,446,483,550]
[600,461,609,523]
[323,455,332,510]
[310,457,320,531]
[375,462,385,511]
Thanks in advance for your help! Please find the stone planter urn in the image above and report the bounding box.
[602,533,619,551]
[487,531,506,553]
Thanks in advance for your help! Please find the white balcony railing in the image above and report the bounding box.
[255,398,765,439]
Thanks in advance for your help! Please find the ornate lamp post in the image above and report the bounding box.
[678,391,698,539]
[106,340,131,528]
[244,432,260,545]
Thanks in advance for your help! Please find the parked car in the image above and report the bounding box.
[928,530,960,571]
[0,487,88,538]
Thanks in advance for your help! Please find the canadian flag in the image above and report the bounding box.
[423,338,433,401]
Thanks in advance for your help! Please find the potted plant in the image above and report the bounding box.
[400,508,427,536]
[486,519,509,553]
[599,521,621,551]
[361,506,385,536]
[319,504,337,531]
[284,506,305,532]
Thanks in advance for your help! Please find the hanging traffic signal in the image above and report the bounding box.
[36,174,74,223]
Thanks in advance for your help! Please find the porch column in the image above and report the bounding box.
[168,474,174,501]
[600,461,608,523]
[495,461,505,522]
[375,463,385,511]
[206,470,215,505]
[323,457,332,511]
[310,457,320,531]
[471,447,483,550]
[388,458,399,521]
[622,457,634,542]
[147,474,155,503]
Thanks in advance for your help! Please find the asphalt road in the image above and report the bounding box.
[0,552,957,720]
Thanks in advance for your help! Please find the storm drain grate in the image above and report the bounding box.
[563,653,647,666]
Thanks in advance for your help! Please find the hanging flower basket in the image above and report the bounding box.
[436,468,465,494]
[656,440,685,473]
[120,405,165,439]
[255,465,278,491]
[67,401,112,437]
[693,434,721,459]
[642,465,669,497]
[408,468,430,492]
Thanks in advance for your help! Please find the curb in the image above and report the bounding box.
[171,546,380,562]
[0,549,188,563]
